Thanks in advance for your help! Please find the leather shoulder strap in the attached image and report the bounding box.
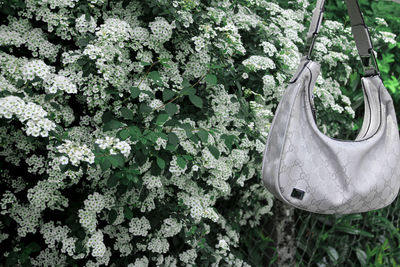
[304,0,379,76]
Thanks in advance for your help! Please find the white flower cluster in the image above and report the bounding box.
[96,18,133,44]
[179,249,197,265]
[216,239,230,251]
[9,203,42,237]
[25,154,46,174]
[129,216,151,236]
[40,221,76,256]
[149,17,175,43]
[86,230,107,257]
[78,192,106,234]
[262,74,276,96]
[143,172,163,189]
[0,96,56,137]
[260,41,278,57]
[21,59,52,81]
[242,55,276,71]
[379,31,397,45]
[83,44,104,60]
[147,237,169,254]
[191,36,206,52]
[128,256,149,267]
[56,140,95,166]
[103,225,132,256]
[179,193,219,223]
[131,26,150,43]
[27,180,67,211]
[75,14,97,33]
[155,136,168,150]
[47,74,78,94]
[168,155,188,175]
[0,75,18,93]
[0,191,17,213]
[31,248,67,266]
[84,192,106,213]
[160,217,182,238]
[95,136,131,158]
[180,140,197,155]
[39,0,79,9]
[0,19,60,60]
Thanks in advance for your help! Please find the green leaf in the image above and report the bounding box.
[16,79,25,88]
[107,173,119,188]
[108,154,125,168]
[156,113,170,126]
[324,246,339,262]
[144,132,158,142]
[221,134,236,150]
[100,158,111,171]
[123,205,133,220]
[197,128,208,143]
[108,209,118,224]
[356,248,367,266]
[85,12,91,22]
[140,61,151,66]
[119,128,130,140]
[103,120,124,131]
[182,154,192,161]
[139,103,152,113]
[156,156,166,169]
[205,73,217,85]
[168,132,179,146]
[207,145,220,159]
[180,123,193,138]
[165,103,178,116]
[100,111,112,124]
[189,94,203,108]
[163,89,175,101]
[159,57,170,65]
[105,86,119,95]
[130,86,140,99]
[141,90,155,98]
[129,125,142,140]
[149,71,163,86]
[335,225,363,235]
[177,156,186,169]
[50,102,61,111]
[120,107,134,120]
[77,38,89,47]
[181,86,196,96]
[77,58,87,66]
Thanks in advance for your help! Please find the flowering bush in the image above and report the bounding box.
[0,0,395,266]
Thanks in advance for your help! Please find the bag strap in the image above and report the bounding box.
[304,0,379,76]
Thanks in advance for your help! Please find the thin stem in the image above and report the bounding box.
[156,71,209,111]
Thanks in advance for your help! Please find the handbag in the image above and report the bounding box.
[261,0,400,214]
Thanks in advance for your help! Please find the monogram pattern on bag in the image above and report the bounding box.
[264,62,400,214]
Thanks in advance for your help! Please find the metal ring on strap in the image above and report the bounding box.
[303,0,380,77]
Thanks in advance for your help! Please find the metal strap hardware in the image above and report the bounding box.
[303,0,380,76]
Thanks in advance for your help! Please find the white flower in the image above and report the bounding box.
[242,56,276,71]
[59,156,69,165]
[21,59,52,81]
[95,136,131,158]
[129,216,151,236]
[56,140,95,166]
[149,17,174,43]
[217,239,230,250]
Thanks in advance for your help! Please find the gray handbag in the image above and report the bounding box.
[261,0,400,214]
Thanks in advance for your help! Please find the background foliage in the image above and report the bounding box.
[0,0,398,266]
